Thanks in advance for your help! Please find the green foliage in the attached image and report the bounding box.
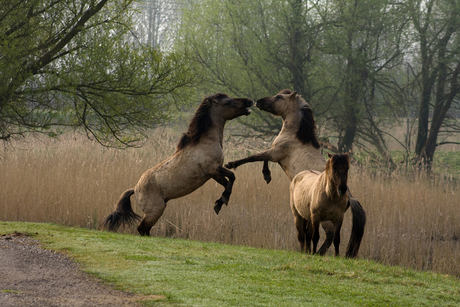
[177,0,460,171]
[178,0,322,137]
[177,0,411,151]
[0,0,197,147]
[2,222,460,307]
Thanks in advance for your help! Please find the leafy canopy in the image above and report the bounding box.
[0,0,197,147]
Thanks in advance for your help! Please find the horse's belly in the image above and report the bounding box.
[162,175,211,200]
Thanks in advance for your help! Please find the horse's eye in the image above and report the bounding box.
[215,93,228,100]
[276,95,282,99]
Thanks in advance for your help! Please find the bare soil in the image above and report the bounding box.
[0,233,150,307]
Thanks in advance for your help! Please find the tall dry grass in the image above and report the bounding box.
[1,129,459,278]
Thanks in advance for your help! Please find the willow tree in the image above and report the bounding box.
[177,0,330,137]
[0,0,196,147]
[407,0,460,170]
[317,0,409,163]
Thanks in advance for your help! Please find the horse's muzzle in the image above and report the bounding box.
[244,99,254,115]
[255,99,264,109]
[338,186,348,196]
[256,98,271,111]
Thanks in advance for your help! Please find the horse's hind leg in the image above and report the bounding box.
[305,219,312,253]
[212,166,235,215]
[136,194,167,236]
[292,208,308,253]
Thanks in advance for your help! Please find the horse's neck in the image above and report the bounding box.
[280,112,300,134]
[276,116,300,146]
[203,117,226,147]
[274,116,326,178]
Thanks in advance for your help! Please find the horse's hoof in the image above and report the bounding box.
[263,173,272,184]
[138,230,150,236]
[317,249,327,256]
[224,162,235,169]
[214,203,222,215]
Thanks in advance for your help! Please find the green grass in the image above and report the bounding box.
[1,222,459,307]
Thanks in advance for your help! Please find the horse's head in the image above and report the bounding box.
[326,153,349,196]
[256,89,304,118]
[209,93,253,120]
[256,89,320,148]
[176,93,252,151]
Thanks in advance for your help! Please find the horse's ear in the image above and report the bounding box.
[327,152,333,158]
[290,91,297,98]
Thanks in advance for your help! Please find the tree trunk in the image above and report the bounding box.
[414,40,433,156]
[414,16,456,170]
[420,61,460,169]
[339,51,366,153]
[340,121,357,154]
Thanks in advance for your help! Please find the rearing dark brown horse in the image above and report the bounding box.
[225,89,365,258]
[102,93,253,236]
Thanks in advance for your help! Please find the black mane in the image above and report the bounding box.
[176,93,228,151]
[297,104,320,149]
[277,89,320,149]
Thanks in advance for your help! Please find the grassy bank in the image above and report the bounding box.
[1,222,459,307]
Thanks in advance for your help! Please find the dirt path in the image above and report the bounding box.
[0,233,146,307]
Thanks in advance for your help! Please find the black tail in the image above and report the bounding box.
[101,189,141,232]
[345,197,366,258]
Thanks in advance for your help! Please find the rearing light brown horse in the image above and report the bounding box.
[225,89,365,257]
[290,153,350,256]
[102,93,253,236]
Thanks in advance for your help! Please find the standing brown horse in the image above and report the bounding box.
[102,93,253,236]
[225,89,365,257]
[290,153,350,256]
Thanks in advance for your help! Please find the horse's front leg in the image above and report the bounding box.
[312,218,321,254]
[211,166,235,215]
[316,221,334,255]
[317,227,334,256]
[224,148,284,170]
[224,152,269,169]
[333,219,343,256]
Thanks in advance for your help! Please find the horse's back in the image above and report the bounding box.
[291,169,320,192]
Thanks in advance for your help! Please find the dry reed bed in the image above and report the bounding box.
[0,131,459,278]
